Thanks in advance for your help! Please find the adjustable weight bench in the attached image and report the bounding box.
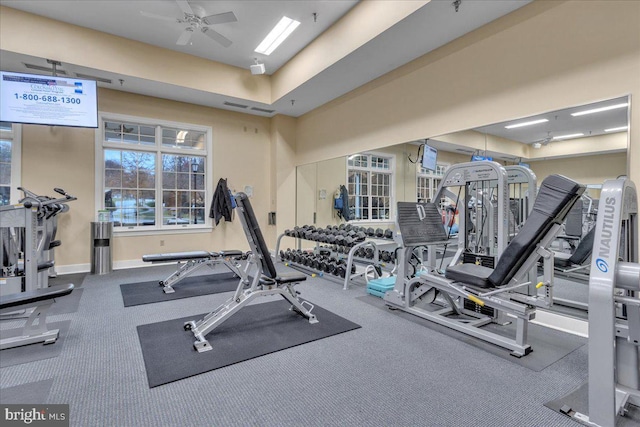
[142,249,252,294]
[184,192,317,353]
[385,174,585,356]
[0,284,74,350]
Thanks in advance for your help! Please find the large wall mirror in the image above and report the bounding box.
[295,96,630,319]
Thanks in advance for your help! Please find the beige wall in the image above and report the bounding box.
[270,115,297,239]
[290,0,639,239]
[20,88,274,267]
[529,152,627,189]
[293,1,639,176]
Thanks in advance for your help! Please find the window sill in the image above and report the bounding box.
[113,226,213,237]
[347,219,395,225]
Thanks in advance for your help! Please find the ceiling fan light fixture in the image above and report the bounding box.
[255,16,300,55]
[504,118,549,129]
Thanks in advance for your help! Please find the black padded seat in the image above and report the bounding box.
[567,227,595,266]
[49,240,62,249]
[17,261,55,275]
[259,273,307,286]
[444,263,493,288]
[0,284,74,310]
[554,252,573,267]
[445,174,584,288]
[218,250,243,258]
[142,251,212,263]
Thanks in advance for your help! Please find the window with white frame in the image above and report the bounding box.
[347,153,393,221]
[416,163,447,204]
[99,114,211,231]
[0,121,21,206]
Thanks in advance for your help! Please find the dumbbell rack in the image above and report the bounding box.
[275,232,398,290]
[342,238,398,290]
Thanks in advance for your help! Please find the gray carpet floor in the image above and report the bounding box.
[0,262,598,426]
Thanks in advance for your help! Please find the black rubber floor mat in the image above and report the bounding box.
[137,299,361,387]
[120,272,243,307]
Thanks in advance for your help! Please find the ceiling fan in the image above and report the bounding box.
[141,0,237,47]
[531,132,553,148]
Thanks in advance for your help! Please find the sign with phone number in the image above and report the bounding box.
[0,71,97,128]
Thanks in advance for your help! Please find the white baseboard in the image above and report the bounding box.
[113,259,152,270]
[532,309,588,338]
[55,263,90,275]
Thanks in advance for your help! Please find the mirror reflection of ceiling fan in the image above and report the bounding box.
[140,0,237,47]
[532,132,553,148]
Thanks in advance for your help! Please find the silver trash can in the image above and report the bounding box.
[91,221,113,275]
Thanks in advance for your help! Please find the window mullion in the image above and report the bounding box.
[155,125,162,229]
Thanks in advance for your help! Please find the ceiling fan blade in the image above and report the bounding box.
[202,11,237,25]
[201,27,232,47]
[175,0,194,16]
[176,29,193,45]
[140,10,179,23]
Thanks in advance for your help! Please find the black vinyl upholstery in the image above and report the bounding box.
[567,227,595,266]
[445,174,585,288]
[0,284,74,310]
[142,251,212,263]
[443,263,494,288]
[235,193,306,284]
[555,227,596,267]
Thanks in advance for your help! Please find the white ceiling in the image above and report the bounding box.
[0,0,532,117]
[0,0,359,73]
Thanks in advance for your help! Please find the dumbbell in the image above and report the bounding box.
[380,251,392,262]
[384,229,393,239]
[335,235,346,245]
[338,223,346,230]
[375,228,384,238]
[355,231,367,241]
[310,257,321,270]
[365,248,375,259]
[327,261,338,274]
[366,227,375,236]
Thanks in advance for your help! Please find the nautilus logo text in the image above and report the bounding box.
[595,258,609,273]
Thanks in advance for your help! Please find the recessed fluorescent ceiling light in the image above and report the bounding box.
[255,16,300,55]
[604,126,628,132]
[552,133,584,140]
[504,118,549,129]
[571,103,628,116]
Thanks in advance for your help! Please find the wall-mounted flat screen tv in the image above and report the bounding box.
[0,71,98,128]
[421,144,438,171]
